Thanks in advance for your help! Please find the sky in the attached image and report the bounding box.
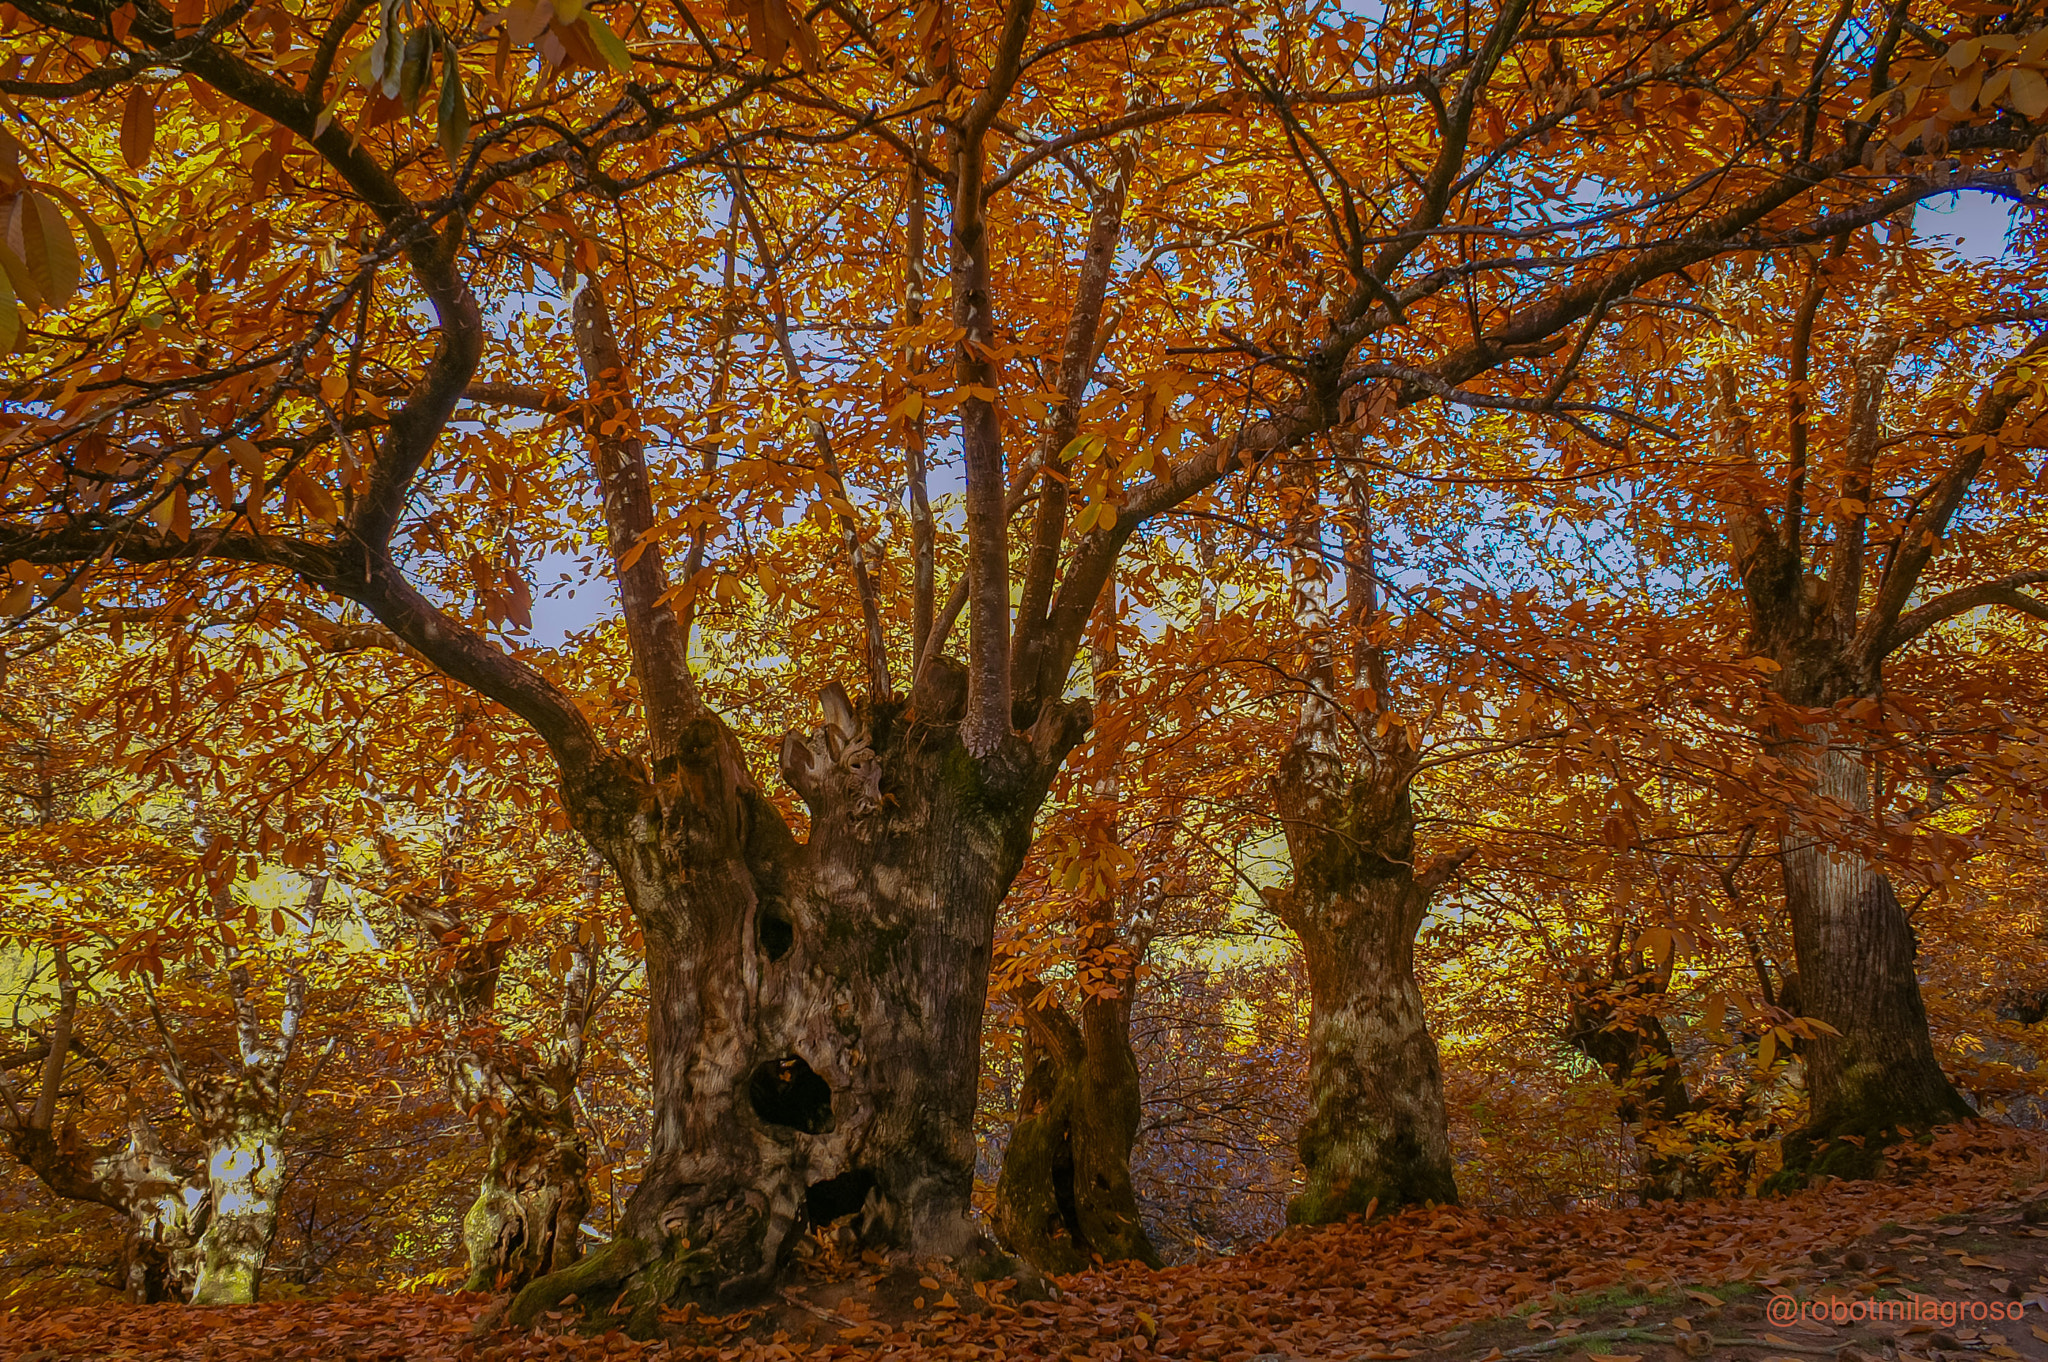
[519,191,2035,650]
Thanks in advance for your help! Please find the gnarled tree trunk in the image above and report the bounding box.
[1270,460,1460,1225]
[458,1070,591,1293]
[507,670,1086,1330]
[1272,748,1462,1221]
[994,578,1161,1273]
[3,954,209,1301]
[378,830,598,1292]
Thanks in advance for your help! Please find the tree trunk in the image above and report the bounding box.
[1775,720,1972,1175]
[185,1078,287,1304]
[460,1077,590,1291]
[4,949,208,1302]
[1270,459,1459,1225]
[508,667,1087,1331]
[1271,682,1461,1222]
[1270,772,1460,1222]
[994,579,1160,1273]
[1565,969,1711,1200]
[992,990,1160,1273]
[387,831,598,1293]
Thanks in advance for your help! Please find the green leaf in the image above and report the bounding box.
[437,48,470,168]
[583,13,632,73]
[399,26,434,114]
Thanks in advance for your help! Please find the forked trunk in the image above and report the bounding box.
[993,986,1159,1273]
[1777,721,1972,1174]
[509,666,1086,1331]
[1271,461,1458,1224]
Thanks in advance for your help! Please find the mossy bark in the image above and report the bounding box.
[461,1095,590,1291]
[536,664,1088,1313]
[993,996,1160,1273]
[188,1115,285,1304]
[1272,730,1460,1223]
[1270,459,1460,1226]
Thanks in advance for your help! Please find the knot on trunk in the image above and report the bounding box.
[780,682,884,826]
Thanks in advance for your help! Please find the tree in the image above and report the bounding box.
[1702,227,2042,1173]
[992,584,1162,1273]
[5,0,2039,1320]
[1267,457,1463,1221]
[358,816,606,1292]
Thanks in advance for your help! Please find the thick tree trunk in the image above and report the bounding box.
[1776,723,1972,1174]
[992,986,1159,1273]
[1270,461,1458,1225]
[1272,740,1460,1222]
[510,666,1087,1331]
[187,1085,286,1304]
[461,1086,590,1291]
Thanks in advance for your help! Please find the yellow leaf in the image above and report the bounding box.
[2008,67,2048,118]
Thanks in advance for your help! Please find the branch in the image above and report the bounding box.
[1013,143,1134,716]
[1879,570,2048,654]
[567,268,706,751]
[1861,330,2048,659]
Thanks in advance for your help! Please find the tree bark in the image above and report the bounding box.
[185,1079,288,1305]
[994,588,1159,1272]
[1707,249,2006,1174]
[1270,775,1461,1221]
[1773,720,1972,1172]
[504,666,1087,1331]
[1270,464,1459,1224]
[993,982,1159,1273]
[459,1074,591,1292]
[381,831,597,1293]
[1564,968,1713,1200]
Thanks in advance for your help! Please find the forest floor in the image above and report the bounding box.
[5,1124,2048,1362]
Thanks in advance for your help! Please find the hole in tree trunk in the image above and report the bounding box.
[1052,1127,1081,1243]
[804,1167,875,1226]
[748,1055,833,1134]
[758,909,795,961]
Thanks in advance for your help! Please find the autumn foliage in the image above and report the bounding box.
[0,0,2044,1349]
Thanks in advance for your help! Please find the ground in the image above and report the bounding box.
[4,1125,2046,1362]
